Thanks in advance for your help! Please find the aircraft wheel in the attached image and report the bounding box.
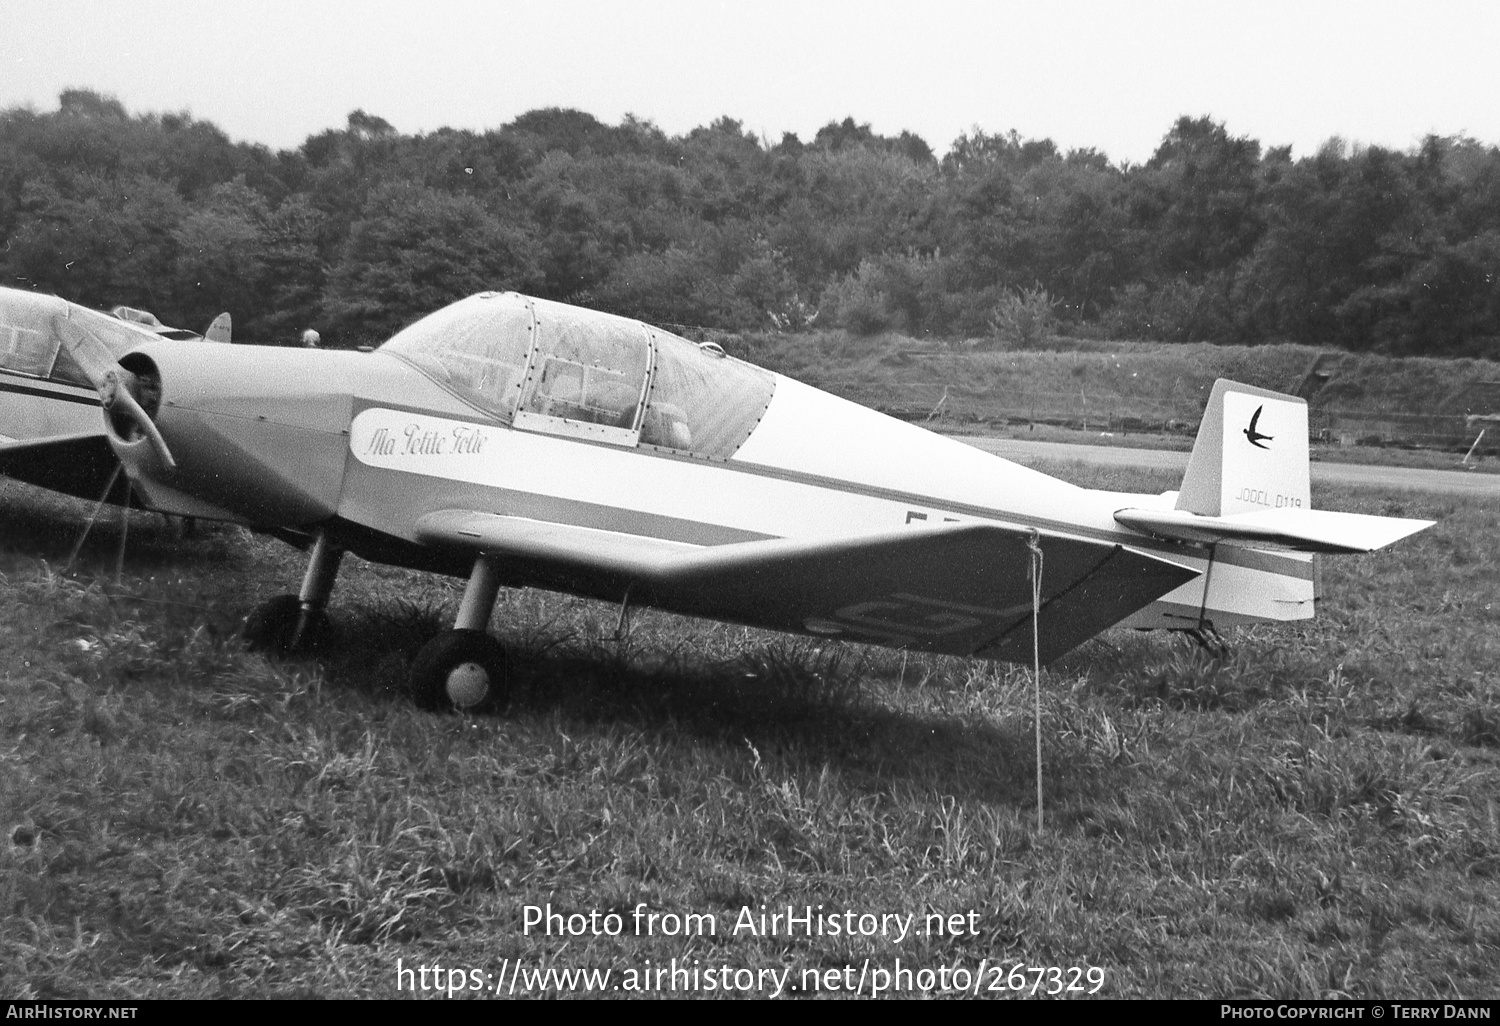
[409,630,507,712]
[243,594,331,656]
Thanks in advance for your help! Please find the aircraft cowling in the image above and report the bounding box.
[104,344,370,527]
[103,341,500,530]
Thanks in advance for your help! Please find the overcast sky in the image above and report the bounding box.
[3,0,1498,164]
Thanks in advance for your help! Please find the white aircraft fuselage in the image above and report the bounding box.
[113,337,1306,656]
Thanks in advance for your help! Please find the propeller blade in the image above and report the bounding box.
[51,307,177,473]
[51,306,119,392]
[103,370,177,473]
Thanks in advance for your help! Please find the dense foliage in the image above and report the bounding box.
[4,91,1499,357]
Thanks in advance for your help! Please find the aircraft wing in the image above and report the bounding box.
[414,511,1201,663]
[0,431,123,502]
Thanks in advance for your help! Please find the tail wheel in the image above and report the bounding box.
[409,629,508,711]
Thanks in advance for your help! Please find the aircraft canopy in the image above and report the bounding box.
[381,292,775,459]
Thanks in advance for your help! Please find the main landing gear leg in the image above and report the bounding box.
[409,554,508,711]
[243,531,343,656]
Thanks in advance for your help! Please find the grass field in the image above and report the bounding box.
[1,463,1496,1000]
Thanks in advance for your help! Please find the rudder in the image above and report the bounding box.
[1176,379,1310,517]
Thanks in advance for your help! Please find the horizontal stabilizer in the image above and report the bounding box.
[415,511,1200,662]
[1114,506,1433,554]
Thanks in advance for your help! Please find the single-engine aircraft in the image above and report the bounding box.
[0,287,230,503]
[47,290,1432,710]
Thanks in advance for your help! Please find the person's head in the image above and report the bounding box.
[301,329,321,348]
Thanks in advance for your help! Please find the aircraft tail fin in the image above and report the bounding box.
[204,312,232,344]
[1116,377,1431,557]
[1176,378,1310,518]
[1112,377,1430,631]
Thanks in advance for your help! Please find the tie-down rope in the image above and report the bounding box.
[1026,529,1045,833]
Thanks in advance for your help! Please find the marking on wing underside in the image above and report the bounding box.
[821,593,1034,647]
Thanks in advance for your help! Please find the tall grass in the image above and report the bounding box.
[1,474,1496,998]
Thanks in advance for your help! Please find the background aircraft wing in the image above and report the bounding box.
[415,511,1200,662]
[0,431,123,502]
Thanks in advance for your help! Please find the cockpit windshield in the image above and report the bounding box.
[381,292,533,418]
[380,292,775,458]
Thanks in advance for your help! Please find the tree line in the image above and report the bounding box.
[3,89,1498,358]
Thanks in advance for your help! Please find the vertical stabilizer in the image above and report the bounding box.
[204,312,232,344]
[1176,379,1311,516]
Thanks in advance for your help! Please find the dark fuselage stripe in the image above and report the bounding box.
[0,375,100,406]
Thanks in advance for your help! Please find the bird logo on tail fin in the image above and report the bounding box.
[1243,405,1273,449]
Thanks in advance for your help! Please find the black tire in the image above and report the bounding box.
[243,594,331,656]
[408,629,508,711]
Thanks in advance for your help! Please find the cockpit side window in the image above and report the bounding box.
[513,300,650,445]
[380,292,534,420]
[0,319,60,379]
